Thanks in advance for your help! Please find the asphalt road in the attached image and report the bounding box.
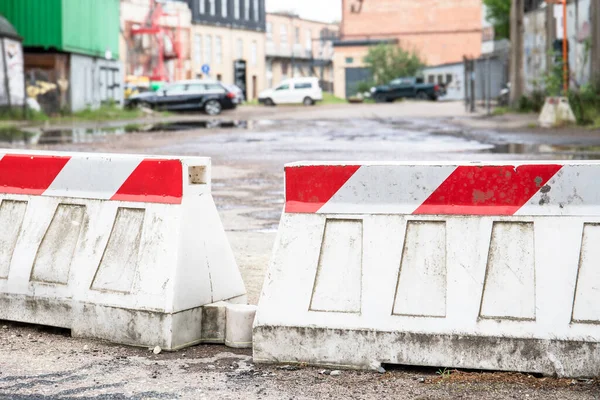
[2,101,600,399]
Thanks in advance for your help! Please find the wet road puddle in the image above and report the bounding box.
[0,120,250,145]
[2,119,600,160]
[489,143,600,159]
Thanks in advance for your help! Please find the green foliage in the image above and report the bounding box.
[436,368,452,379]
[568,78,600,126]
[483,0,510,39]
[355,81,375,95]
[516,91,545,113]
[544,51,566,97]
[364,44,424,85]
[0,108,49,122]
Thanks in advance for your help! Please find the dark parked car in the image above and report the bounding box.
[125,80,237,115]
[370,77,443,102]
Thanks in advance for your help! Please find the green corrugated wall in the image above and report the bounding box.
[0,0,119,58]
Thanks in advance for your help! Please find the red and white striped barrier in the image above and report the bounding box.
[254,161,600,377]
[0,150,246,350]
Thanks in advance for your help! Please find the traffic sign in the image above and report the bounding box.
[201,64,210,74]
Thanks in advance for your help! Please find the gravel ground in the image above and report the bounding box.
[1,322,599,400]
[2,102,600,399]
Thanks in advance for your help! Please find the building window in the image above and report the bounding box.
[221,0,227,17]
[194,34,202,65]
[209,0,215,15]
[198,0,205,14]
[251,41,257,65]
[428,75,435,84]
[446,74,453,84]
[216,36,222,64]
[295,27,300,45]
[266,22,272,42]
[280,25,288,45]
[253,0,259,21]
[345,57,353,64]
[234,0,239,19]
[244,0,249,20]
[437,74,443,84]
[305,29,311,50]
[236,38,244,59]
[205,35,212,64]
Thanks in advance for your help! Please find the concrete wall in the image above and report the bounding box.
[340,0,483,65]
[70,54,123,111]
[523,0,592,93]
[191,24,266,100]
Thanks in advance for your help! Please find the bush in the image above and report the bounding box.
[515,91,545,113]
[568,79,600,126]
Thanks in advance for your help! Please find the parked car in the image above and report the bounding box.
[222,83,245,104]
[125,80,237,115]
[258,77,323,106]
[370,77,443,102]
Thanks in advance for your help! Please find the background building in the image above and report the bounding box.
[334,0,483,98]
[186,0,266,100]
[265,12,339,91]
[0,0,122,113]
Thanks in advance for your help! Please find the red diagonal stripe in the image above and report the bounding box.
[0,154,70,195]
[285,165,361,213]
[414,164,563,215]
[111,159,183,204]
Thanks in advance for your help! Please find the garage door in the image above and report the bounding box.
[345,67,372,98]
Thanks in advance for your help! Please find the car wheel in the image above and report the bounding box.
[204,100,222,115]
[416,91,429,101]
[265,98,275,106]
[303,97,314,106]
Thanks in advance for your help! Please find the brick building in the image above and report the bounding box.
[334,0,483,98]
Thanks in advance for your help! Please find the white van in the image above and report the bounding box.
[258,77,323,106]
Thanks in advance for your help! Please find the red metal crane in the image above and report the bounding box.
[130,0,183,82]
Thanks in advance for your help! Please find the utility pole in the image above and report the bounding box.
[591,0,600,81]
[545,0,556,75]
[509,0,524,105]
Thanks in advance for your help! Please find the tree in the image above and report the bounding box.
[364,44,424,85]
[483,0,511,40]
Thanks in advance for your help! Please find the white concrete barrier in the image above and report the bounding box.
[254,161,600,377]
[539,96,576,128]
[0,150,246,350]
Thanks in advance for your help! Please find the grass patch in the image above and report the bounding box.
[124,123,143,133]
[0,108,49,122]
[492,106,511,116]
[321,92,347,105]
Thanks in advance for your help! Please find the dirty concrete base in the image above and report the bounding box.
[253,326,600,378]
[0,320,598,400]
[0,294,248,351]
